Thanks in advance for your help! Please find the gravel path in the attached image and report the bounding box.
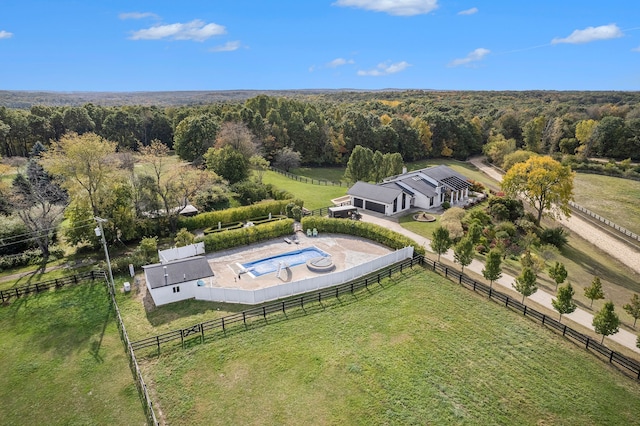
[468,157,640,276]
[359,159,640,354]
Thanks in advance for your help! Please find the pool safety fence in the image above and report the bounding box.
[190,246,413,305]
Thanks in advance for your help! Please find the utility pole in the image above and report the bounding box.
[94,217,115,293]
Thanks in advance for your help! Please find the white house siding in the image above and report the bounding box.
[147,279,197,306]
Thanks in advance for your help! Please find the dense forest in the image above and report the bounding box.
[2,90,640,164]
[2,90,640,269]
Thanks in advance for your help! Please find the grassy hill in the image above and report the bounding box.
[138,269,640,425]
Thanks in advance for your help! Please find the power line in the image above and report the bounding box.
[0,218,96,249]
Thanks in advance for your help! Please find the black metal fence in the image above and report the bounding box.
[421,257,640,381]
[270,166,346,187]
[130,255,640,381]
[0,270,101,304]
[131,257,420,353]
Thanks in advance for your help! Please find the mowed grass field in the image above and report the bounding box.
[573,172,640,236]
[0,282,146,425]
[262,170,347,210]
[138,269,640,426]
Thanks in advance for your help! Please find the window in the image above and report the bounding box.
[393,198,397,212]
[402,193,406,209]
[173,286,181,293]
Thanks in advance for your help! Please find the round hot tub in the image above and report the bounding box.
[306,256,335,273]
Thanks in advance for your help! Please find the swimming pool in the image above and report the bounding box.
[239,246,330,277]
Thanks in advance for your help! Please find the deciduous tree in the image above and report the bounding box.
[552,282,577,321]
[548,261,568,290]
[174,113,219,162]
[513,266,538,303]
[482,249,503,289]
[592,301,620,344]
[204,145,249,184]
[585,276,605,308]
[430,226,452,262]
[623,294,640,328]
[344,145,373,182]
[453,236,474,274]
[501,156,574,226]
[41,132,118,217]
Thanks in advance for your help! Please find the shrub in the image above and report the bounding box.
[301,217,425,256]
[178,199,303,231]
[200,219,295,252]
[538,227,568,249]
[441,201,451,210]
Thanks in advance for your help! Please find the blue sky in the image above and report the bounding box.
[1,0,639,91]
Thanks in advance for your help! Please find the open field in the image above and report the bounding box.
[573,172,640,236]
[139,269,640,425]
[290,166,347,184]
[0,282,146,425]
[262,170,347,210]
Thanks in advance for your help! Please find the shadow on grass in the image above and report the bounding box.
[136,267,422,359]
[2,282,112,358]
[562,243,640,292]
[145,298,247,328]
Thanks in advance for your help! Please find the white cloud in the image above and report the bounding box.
[0,30,13,39]
[119,12,159,20]
[551,24,623,44]
[449,48,490,67]
[130,19,226,42]
[210,41,242,52]
[458,7,478,15]
[327,58,355,68]
[333,0,438,16]
[357,61,411,76]
[632,46,640,52]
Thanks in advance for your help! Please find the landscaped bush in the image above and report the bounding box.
[0,245,65,271]
[178,199,303,231]
[301,216,425,256]
[538,227,568,249]
[199,219,295,252]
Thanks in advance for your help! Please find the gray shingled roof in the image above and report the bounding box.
[419,165,469,183]
[143,256,214,289]
[348,181,402,204]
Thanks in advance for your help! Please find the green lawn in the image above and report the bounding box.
[0,282,146,425]
[139,269,640,426]
[262,170,347,210]
[573,172,640,236]
[290,166,347,183]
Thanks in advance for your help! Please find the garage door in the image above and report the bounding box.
[365,200,386,214]
[353,198,363,208]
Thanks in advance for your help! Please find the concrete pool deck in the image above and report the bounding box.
[203,232,392,291]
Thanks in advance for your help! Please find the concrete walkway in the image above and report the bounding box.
[358,210,640,355]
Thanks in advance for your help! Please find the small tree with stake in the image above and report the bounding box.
[623,294,640,328]
[513,266,538,304]
[584,276,605,308]
[592,301,620,344]
[430,226,452,262]
[482,249,503,289]
[552,282,577,321]
[548,261,568,290]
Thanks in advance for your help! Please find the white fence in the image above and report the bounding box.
[158,242,205,263]
[194,246,414,305]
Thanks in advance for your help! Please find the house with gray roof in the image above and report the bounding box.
[143,255,214,306]
[347,165,471,216]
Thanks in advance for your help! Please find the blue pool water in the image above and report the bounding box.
[240,246,329,277]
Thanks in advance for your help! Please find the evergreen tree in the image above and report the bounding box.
[552,282,577,321]
[592,301,620,344]
[513,266,538,303]
[482,249,503,289]
[623,294,640,328]
[584,276,605,308]
[430,226,452,262]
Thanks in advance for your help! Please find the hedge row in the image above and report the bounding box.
[0,246,66,271]
[301,217,425,256]
[178,199,303,231]
[199,219,295,252]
